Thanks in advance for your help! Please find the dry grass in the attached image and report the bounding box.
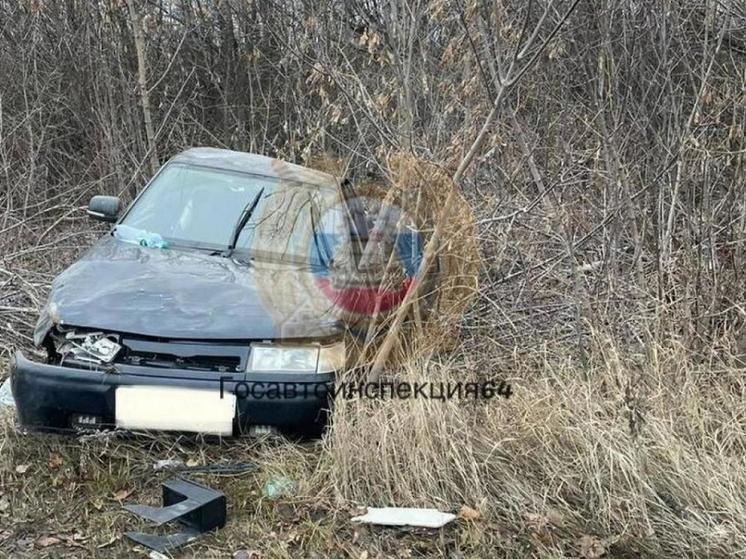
[322,332,746,558]
[2,329,745,557]
[1,170,746,557]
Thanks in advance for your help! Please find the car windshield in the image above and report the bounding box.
[118,162,349,264]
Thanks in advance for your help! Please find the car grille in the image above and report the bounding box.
[118,336,249,372]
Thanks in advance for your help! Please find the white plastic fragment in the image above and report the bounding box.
[153,459,184,471]
[351,507,457,528]
[0,379,14,408]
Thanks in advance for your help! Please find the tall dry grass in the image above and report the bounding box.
[321,330,746,557]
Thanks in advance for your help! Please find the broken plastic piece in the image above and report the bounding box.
[84,336,121,362]
[152,460,256,475]
[58,331,121,364]
[153,459,185,471]
[263,476,295,499]
[0,379,15,408]
[351,507,457,528]
[172,462,256,475]
[124,478,226,553]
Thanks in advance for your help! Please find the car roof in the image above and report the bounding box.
[170,147,338,189]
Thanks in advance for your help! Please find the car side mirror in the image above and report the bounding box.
[87,195,121,222]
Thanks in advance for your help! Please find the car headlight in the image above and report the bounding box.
[248,342,345,373]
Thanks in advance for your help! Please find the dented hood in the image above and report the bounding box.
[34,236,342,343]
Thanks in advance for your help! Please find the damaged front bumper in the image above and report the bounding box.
[9,352,333,436]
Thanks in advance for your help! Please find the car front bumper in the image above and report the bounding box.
[9,351,333,436]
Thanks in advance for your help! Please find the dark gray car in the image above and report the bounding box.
[10,148,376,437]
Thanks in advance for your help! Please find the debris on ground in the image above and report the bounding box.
[123,478,227,553]
[153,460,256,475]
[263,476,295,499]
[0,379,14,408]
[351,507,457,528]
[153,459,184,471]
[457,505,481,521]
[176,462,256,475]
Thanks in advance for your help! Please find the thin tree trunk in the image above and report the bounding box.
[369,0,582,378]
[369,86,509,379]
[127,0,159,176]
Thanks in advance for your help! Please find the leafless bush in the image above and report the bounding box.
[1,0,745,556]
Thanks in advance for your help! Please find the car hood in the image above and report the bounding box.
[34,236,343,343]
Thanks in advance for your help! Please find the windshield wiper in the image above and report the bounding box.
[224,187,264,257]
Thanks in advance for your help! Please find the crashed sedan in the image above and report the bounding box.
[10,148,421,436]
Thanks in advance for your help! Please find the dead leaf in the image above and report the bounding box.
[579,535,606,559]
[36,535,61,548]
[15,464,29,474]
[186,458,199,467]
[48,453,64,469]
[112,488,134,502]
[233,550,262,559]
[458,505,481,521]
[0,496,9,512]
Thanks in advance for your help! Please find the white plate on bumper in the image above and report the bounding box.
[115,386,236,436]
